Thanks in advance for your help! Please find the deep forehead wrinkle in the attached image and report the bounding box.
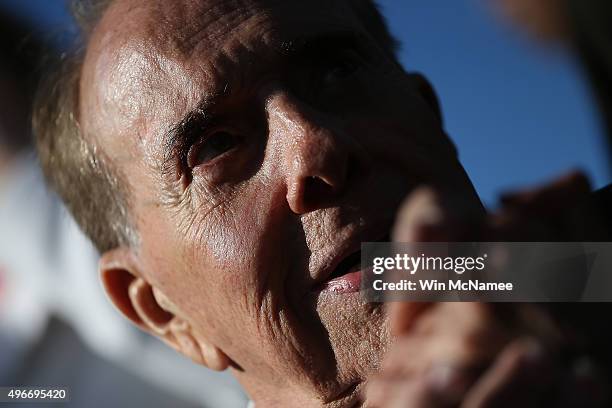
[123,0,356,56]
[143,0,275,56]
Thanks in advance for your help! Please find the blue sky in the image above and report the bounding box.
[378,0,610,206]
[2,0,609,206]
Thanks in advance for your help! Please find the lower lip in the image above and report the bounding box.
[321,270,363,294]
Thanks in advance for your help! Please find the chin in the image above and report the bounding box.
[314,295,389,401]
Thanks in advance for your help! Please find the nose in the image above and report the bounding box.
[266,93,367,215]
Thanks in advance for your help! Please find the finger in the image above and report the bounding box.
[499,171,591,212]
[389,301,432,336]
[425,363,478,405]
[365,376,431,408]
[387,303,507,378]
[462,338,553,408]
[393,186,486,243]
[366,367,468,408]
[393,187,446,243]
[390,302,500,345]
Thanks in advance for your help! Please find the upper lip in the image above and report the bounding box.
[312,225,391,290]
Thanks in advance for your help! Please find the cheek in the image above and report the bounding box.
[203,180,291,275]
[149,177,293,315]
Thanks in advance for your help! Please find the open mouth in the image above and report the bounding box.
[322,249,363,293]
[318,233,391,294]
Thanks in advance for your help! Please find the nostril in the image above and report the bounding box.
[303,176,337,206]
[286,175,343,214]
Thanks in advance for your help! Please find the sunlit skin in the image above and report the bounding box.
[80,0,484,406]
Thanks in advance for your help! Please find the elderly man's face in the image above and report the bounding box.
[82,0,480,405]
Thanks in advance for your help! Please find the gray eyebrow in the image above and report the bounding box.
[160,88,229,178]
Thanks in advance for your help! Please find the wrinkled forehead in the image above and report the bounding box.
[128,0,356,54]
[80,0,362,147]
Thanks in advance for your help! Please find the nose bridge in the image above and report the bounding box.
[266,92,351,214]
[267,92,332,145]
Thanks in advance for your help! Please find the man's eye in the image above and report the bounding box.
[187,131,239,168]
[320,52,362,86]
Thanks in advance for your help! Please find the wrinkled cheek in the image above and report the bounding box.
[190,187,296,328]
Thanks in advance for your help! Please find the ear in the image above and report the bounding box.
[99,247,231,371]
[407,72,444,125]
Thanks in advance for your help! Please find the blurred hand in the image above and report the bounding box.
[393,170,606,243]
[365,302,607,407]
[363,171,610,407]
[491,0,570,44]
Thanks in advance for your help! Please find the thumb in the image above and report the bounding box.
[389,301,432,336]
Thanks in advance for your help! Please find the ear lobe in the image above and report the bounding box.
[99,248,231,371]
[407,72,444,125]
[151,287,230,370]
[170,321,231,371]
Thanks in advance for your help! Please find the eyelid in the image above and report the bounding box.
[186,128,240,169]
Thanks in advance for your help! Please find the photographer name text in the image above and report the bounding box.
[372,279,513,292]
